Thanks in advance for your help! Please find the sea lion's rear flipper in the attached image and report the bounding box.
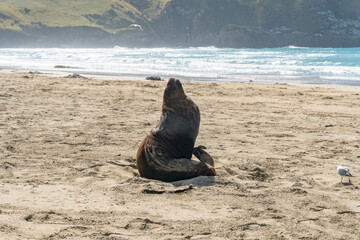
[145,147,215,182]
[168,158,216,181]
[192,146,215,167]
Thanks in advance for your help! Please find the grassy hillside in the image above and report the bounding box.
[0,0,169,33]
[124,0,171,20]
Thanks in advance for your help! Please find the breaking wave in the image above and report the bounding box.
[1,47,360,85]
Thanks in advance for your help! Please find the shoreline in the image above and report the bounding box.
[2,68,360,92]
[2,47,360,87]
[1,69,360,239]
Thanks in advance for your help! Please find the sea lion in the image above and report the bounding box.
[136,78,216,182]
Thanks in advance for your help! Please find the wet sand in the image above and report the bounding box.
[1,70,360,239]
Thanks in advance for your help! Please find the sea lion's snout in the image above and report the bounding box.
[167,78,176,86]
[175,78,183,89]
[165,78,184,97]
[166,78,181,89]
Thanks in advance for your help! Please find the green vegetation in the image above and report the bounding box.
[124,0,171,20]
[0,0,151,32]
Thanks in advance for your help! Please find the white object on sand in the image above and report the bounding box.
[337,165,353,183]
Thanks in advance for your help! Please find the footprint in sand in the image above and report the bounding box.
[124,218,164,231]
[24,211,70,224]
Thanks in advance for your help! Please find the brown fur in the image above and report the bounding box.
[136,78,216,182]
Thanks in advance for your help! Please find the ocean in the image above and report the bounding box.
[1,47,360,85]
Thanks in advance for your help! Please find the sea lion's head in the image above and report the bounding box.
[164,78,186,102]
[162,78,198,118]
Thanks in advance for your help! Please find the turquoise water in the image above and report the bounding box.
[1,47,360,85]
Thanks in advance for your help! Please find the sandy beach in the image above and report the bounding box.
[1,69,360,239]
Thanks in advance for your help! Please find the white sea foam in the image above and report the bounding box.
[0,47,360,85]
[285,45,310,49]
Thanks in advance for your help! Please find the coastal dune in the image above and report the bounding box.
[1,70,359,239]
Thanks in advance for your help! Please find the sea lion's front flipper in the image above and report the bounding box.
[192,146,215,167]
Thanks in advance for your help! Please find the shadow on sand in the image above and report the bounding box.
[171,176,215,187]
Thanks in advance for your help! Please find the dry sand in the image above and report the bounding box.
[1,70,360,239]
